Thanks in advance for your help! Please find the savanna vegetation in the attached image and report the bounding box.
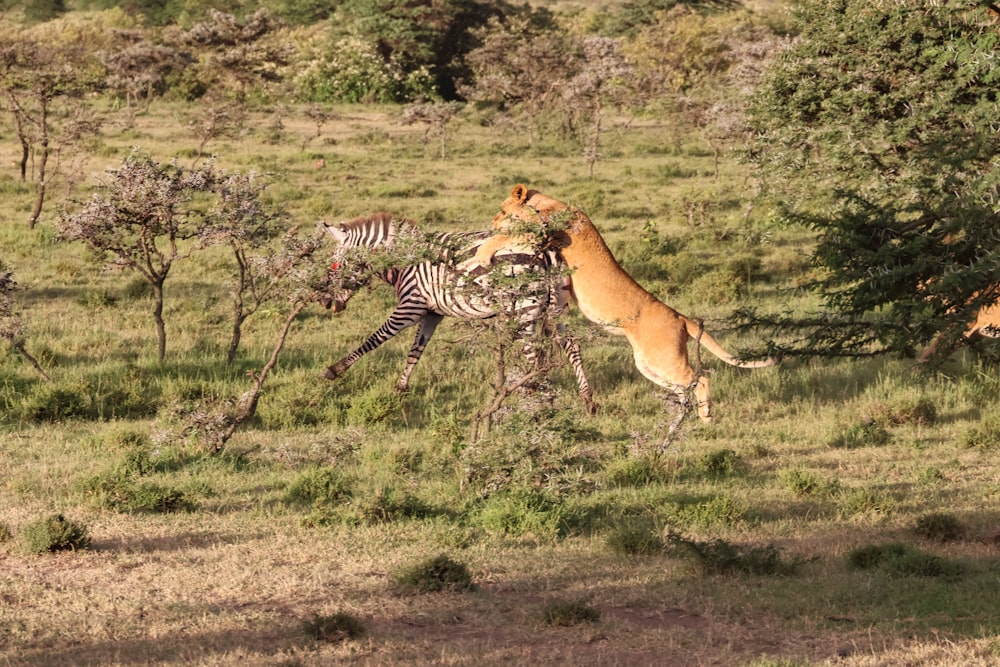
[1,1,999,665]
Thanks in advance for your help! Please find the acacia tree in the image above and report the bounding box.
[0,37,97,228]
[58,153,217,364]
[101,30,187,116]
[176,227,331,452]
[459,11,573,146]
[198,170,288,365]
[0,267,50,381]
[743,0,1000,360]
[180,8,289,111]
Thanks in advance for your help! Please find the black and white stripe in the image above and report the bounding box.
[321,213,596,413]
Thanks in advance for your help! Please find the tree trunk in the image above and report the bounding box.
[28,98,49,229]
[152,280,166,364]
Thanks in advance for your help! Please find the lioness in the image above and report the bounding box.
[918,299,1000,363]
[462,184,777,422]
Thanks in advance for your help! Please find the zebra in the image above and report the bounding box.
[319,212,597,414]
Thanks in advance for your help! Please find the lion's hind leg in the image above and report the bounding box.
[631,343,712,423]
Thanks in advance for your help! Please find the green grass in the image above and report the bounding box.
[0,97,998,666]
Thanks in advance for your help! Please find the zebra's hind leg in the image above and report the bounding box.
[553,324,597,415]
[395,312,443,393]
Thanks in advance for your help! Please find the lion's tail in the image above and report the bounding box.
[684,317,779,369]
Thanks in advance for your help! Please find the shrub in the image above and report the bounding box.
[605,455,673,487]
[605,518,664,555]
[674,494,747,528]
[345,388,400,426]
[393,554,476,593]
[837,488,894,520]
[541,600,600,626]
[284,467,353,507]
[18,383,93,422]
[20,514,91,554]
[348,481,430,525]
[846,542,964,577]
[302,612,366,643]
[779,469,824,496]
[665,530,804,576]
[829,419,891,449]
[913,513,965,542]
[84,475,193,513]
[472,488,564,538]
[960,415,1000,451]
[691,448,743,478]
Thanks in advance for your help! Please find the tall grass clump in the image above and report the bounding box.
[20,514,91,554]
[302,612,366,643]
[828,419,891,449]
[541,599,600,626]
[665,530,806,576]
[913,513,965,542]
[846,542,964,578]
[605,517,664,555]
[960,414,1000,451]
[392,554,476,593]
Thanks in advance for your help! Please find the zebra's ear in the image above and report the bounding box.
[324,222,348,244]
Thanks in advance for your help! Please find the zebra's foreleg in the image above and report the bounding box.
[395,312,444,393]
[323,308,426,382]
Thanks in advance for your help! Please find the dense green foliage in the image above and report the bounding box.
[747,0,1000,359]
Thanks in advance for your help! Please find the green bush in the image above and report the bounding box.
[20,514,91,554]
[666,530,804,576]
[296,37,435,104]
[284,467,353,507]
[829,419,891,449]
[18,383,93,422]
[779,469,824,496]
[913,513,965,542]
[605,455,673,487]
[837,487,894,520]
[471,488,564,538]
[846,542,964,577]
[541,600,600,626]
[345,388,400,426]
[691,448,743,478]
[674,494,747,528]
[960,415,1000,451]
[84,475,193,513]
[393,554,476,593]
[302,612,366,643]
[605,518,664,555]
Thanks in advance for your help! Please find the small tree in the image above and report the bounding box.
[0,267,50,381]
[176,227,331,452]
[58,152,217,364]
[459,11,573,147]
[559,36,636,176]
[0,37,99,228]
[180,8,289,111]
[743,0,1000,360]
[401,101,464,158]
[198,170,288,365]
[101,30,187,116]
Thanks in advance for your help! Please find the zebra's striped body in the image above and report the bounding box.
[321,213,596,413]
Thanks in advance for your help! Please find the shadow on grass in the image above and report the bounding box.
[2,624,307,667]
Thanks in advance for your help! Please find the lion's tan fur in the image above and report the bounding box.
[468,184,777,421]
[918,299,1000,362]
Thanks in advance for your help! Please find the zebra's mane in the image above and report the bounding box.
[341,212,416,235]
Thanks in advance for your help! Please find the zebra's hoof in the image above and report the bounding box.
[321,367,340,381]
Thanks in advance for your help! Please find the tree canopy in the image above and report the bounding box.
[745,0,1000,359]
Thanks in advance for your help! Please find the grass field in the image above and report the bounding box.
[1,100,999,666]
